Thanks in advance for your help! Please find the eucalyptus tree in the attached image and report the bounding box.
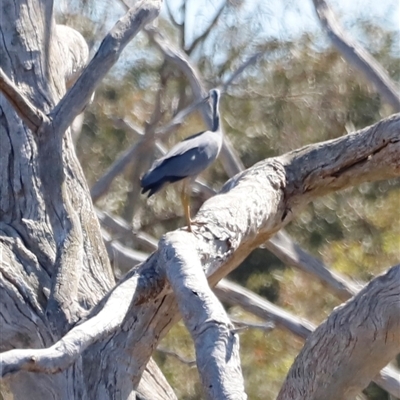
[1,1,399,399]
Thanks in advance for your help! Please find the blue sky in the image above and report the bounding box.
[175,0,399,47]
[56,0,399,47]
[55,0,399,76]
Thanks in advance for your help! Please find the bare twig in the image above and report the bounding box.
[96,208,158,251]
[90,132,152,201]
[155,96,208,136]
[221,51,264,93]
[0,68,47,131]
[111,117,144,138]
[312,0,400,111]
[186,1,226,54]
[229,317,275,333]
[122,87,164,221]
[102,229,148,274]
[156,347,196,367]
[216,279,314,338]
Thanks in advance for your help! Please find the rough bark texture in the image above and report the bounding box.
[0,0,163,399]
[3,113,398,392]
[162,232,246,400]
[277,265,400,400]
[1,0,400,398]
[216,278,400,398]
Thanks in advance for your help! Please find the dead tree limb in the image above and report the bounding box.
[161,232,246,399]
[277,264,400,400]
[215,278,400,398]
[0,0,163,398]
[51,1,162,135]
[2,114,398,399]
[312,0,400,111]
[216,279,314,339]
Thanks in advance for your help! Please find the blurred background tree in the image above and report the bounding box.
[56,0,399,398]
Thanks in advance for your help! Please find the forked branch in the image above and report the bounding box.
[1,114,399,399]
[50,0,162,136]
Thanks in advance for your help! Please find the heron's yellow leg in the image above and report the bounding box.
[180,181,192,231]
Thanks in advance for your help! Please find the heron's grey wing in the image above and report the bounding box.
[143,147,210,183]
[149,130,220,173]
[141,130,222,196]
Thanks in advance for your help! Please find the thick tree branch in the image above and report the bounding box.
[161,231,246,399]
[50,0,162,136]
[280,114,400,205]
[277,265,400,400]
[0,68,47,132]
[98,203,361,302]
[215,279,400,398]
[45,193,84,335]
[0,267,144,377]
[312,0,400,111]
[38,1,161,336]
[1,115,398,393]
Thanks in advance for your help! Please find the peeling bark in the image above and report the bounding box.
[1,0,399,398]
[0,0,163,398]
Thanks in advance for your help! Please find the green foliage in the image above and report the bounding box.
[60,2,399,398]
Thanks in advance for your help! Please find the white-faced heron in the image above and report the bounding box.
[140,88,222,231]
